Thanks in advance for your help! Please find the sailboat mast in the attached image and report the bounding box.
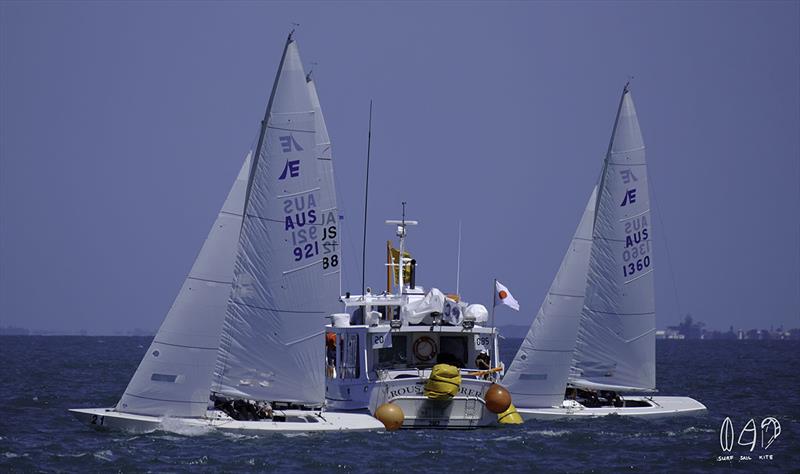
[594,82,630,222]
[361,100,373,296]
[243,32,295,219]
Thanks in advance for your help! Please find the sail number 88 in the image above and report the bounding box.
[322,255,338,269]
[622,256,650,277]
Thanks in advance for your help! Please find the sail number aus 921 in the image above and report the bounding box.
[622,256,650,277]
[293,242,319,261]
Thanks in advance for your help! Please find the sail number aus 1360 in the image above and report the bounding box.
[622,256,650,277]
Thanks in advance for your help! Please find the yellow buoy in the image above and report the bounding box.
[484,383,512,414]
[497,403,523,424]
[374,403,404,431]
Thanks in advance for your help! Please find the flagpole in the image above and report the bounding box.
[490,278,496,330]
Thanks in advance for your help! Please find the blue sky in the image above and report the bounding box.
[0,1,798,334]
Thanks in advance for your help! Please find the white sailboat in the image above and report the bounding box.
[503,84,706,419]
[70,33,383,433]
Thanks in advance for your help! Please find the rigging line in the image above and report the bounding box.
[650,175,683,318]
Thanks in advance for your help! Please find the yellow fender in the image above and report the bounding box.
[424,364,461,400]
[497,403,523,424]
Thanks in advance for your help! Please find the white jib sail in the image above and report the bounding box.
[117,153,251,417]
[307,74,342,303]
[213,37,337,404]
[503,187,596,408]
[571,86,656,392]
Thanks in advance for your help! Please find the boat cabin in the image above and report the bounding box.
[324,287,500,411]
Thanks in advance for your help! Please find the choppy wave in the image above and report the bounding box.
[527,429,572,437]
[0,336,797,472]
[159,417,215,437]
[92,449,116,462]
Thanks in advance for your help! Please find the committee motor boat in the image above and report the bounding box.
[325,213,521,429]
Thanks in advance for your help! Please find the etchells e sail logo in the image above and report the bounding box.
[717,416,781,463]
[619,168,638,207]
[279,135,304,152]
[279,160,300,180]
[620,188,637,206]
[620,168,638,184]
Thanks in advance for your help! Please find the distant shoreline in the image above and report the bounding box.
[2,334,798,341]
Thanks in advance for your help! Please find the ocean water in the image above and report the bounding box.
[0,336,797,472]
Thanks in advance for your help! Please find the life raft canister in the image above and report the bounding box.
[424,363,461,400]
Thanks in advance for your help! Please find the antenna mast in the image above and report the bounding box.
[456,221,462,295]
[361,101,373,296]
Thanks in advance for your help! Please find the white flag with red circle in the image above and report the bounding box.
[494,280,519,311]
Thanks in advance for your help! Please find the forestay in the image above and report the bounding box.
[503,187,596,408]
[117,153,251,417]
[213,38,337,404]
[571,87,656,392]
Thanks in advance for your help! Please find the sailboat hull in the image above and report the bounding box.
[69,407,384,433]
[515,396,707,420]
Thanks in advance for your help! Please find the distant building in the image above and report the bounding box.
[656,328,684,340]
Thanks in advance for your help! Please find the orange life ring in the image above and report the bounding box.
[413,336,437,362]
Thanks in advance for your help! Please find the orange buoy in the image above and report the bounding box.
[374,403,404,431]
[484,383,512,414]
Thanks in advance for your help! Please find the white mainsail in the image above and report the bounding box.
[213,36,337,404]
[307,73,342,301]
[571,86,656,392]
[117,153,251,417]
[503,187,596,408]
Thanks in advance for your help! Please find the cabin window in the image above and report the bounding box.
[378,305,400,320]
[438,336,468,368]
[378,335,408,367]
[339,333,360,379]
